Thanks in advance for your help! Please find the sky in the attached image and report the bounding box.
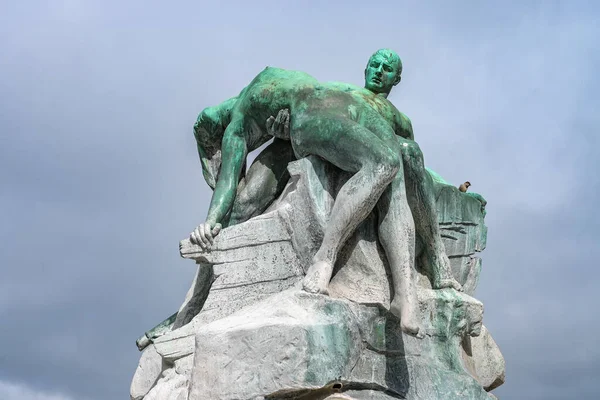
[1,0,599,399]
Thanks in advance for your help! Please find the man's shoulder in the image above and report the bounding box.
[197,97,237,123]
[394,110,414,139]
[398,111,412,128]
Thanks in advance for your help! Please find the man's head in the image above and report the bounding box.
[364,49,402,97]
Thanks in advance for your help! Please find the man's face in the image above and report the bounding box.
[364,54,400,95]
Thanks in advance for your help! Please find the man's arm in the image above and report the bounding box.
[190,114,248,249]
[193,96,238,189]
[205,115,248,227]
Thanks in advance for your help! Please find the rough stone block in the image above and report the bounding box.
[185,289,490,400]
[130,345,164,400]
[189,290,362,400]
[133,157,501,399]
[462,325,506,391]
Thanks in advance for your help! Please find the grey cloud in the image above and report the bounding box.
[1,1,599,399]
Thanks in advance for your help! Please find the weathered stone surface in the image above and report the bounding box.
[130,345,164,400]
[277,389,387,400]
[463,325,506,391]
[172,157,489,337]
[179,211,294,263]
[153,273,303,362]
[325,391,396,400]
[189,290,362,399]
[144,368,189,400]
[173,264,213,330]
[345,290,484,399]
[132,157,501,400]
[434,185,487,297]
[187,289,489,400]
[154,209,304,363]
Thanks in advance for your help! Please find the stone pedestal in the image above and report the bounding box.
[131,157,504,400]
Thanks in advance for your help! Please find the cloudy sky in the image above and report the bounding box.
[1,1,599,399]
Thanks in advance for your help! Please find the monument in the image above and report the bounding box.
[131,49,505,399]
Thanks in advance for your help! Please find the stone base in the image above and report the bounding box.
[187,289,487,400]
[132,157,504,399]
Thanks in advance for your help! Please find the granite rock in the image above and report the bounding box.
[188,289,488,400]
[462,325,506,391]
[132,157,503,399]
[130,345,164,400]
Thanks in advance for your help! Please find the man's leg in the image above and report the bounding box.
[376,163,423,337]
[399,139,462,290]
[291,114,401,294]
[226,139,296,226]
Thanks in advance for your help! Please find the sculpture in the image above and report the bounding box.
[190,49,462,336]
[194,49,461,289]
[131,49,505,400]
[193,98,296,227]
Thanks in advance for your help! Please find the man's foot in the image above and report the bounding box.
[389,296,424,339]
[433,278,463,291]
[428,252,463,292]
[302,261,333,295]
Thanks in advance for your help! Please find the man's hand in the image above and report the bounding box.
[266,108,290,140]
[190,222,222,250]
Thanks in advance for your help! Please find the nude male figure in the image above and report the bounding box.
[190,65,423,335]
[352,49,462,291]
[193,97,296,227]
[193,50,460,292]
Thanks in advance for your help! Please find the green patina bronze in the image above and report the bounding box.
[189,49,461,338]
[135,312,177,351]
[131,50,501,399]
[136,50,488,350]
[193,49,412,230]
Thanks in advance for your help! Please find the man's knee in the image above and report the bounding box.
[374,148,402,179]
[404,141,422,158]
[400,141,424,165]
